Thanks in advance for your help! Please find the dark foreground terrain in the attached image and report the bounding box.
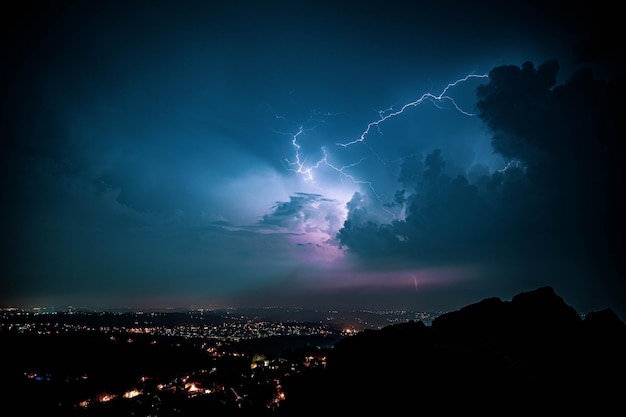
[3,286,625,415]
[277,286,626,414]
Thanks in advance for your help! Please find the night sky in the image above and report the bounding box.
[2,1,623,318]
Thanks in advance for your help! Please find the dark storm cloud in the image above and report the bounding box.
[338,148,499,262]
[337,60,624,311]
[476,61,621,244]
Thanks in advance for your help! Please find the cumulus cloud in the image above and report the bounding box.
[260,192,346,246]
[243,192,349,267]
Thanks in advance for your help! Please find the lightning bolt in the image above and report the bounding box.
[337,74,488,147]
[275,72,489,215]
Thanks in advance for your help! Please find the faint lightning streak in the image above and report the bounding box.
[411,274,419,293]
[337,73,489,147]
[321,149,386,202]
[497,159,527,174]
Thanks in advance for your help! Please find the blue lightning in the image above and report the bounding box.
[277,72,489,216]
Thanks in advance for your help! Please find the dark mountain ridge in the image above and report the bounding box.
[277,286,626,415]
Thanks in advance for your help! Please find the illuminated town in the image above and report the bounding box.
[1,306,443,415]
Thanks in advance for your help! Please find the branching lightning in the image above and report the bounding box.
[337,74,488,147]
[276,73,489,216]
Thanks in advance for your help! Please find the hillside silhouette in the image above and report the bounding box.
[276,286,626,415]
